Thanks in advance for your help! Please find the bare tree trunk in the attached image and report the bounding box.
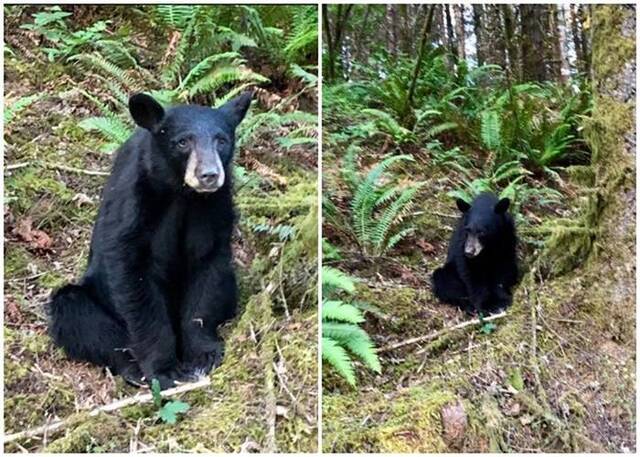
[387,5,398,58]
[502,4,520,80]
[323,5,353,82]
[402,5,436,124]
[472,4,485,66]
[545,5,563,82]
[556,4,571,82]
[454,4,466,61]
[483,5,506,69]
[520,4,547,82]
[445,5,457,59]
[578,5,591,75]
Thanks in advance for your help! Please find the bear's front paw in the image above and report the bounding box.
[148,368,199,390]
[181,344,225,378]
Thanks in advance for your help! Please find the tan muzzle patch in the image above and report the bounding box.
[464,234,483,258]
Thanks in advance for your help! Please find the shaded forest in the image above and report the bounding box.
[322,4,634,453]
[4,5,317,452]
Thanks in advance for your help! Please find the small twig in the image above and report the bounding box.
[3,378,211,445]
[5,161,110,176]
[377,311,507,353]
[6,162,30,170]
[44,162,110,176]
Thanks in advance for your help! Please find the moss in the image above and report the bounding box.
[4,244,33,278]
[44,414,125,453]
[323,385,455,452]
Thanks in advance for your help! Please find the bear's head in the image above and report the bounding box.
[456,192,510,258]
[128,91,252,193]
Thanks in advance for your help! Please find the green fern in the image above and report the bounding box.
[322,337,356,386]
[153,5,196,30]
[481,110,502,151]
[322,300,364,324]
[321,266,381,386]
[5,93,44,125]
[283,6,317,62]
[322,266,356,294]
[349,155,421,256]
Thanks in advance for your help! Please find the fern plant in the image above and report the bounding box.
[345,154,424,257]
[322,266,380,386]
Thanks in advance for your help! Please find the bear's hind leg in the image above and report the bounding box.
[47,284,143,384]
[432,263,471,311]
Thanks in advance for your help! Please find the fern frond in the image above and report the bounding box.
[322,266,356,294]
[5,93,43,125]
[481,110,502,150]
[322,337,356,386]
[78,116,132,144]
[322,300,364,324]
[69,52,139,90]
[322,322,381,373]
[186,65,268,100]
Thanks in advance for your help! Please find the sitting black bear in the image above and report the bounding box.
[48,92,252,388]
[432,192,518,315]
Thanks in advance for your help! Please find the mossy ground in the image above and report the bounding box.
[4,6,317,452]
[321,12,635,448]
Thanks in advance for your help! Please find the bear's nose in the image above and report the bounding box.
[199,170,219,186]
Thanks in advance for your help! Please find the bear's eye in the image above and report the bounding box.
[217,137,228,147]
[176,139,188,149]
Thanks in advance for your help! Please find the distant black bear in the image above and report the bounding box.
[432,192,518,315]
[48,91,252,388]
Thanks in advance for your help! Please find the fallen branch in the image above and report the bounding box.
[3,377,211,445]
[377,311,507,353]
[44,162,110,176]
[5,161,110,176]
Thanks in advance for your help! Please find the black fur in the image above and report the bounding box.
[48,92,252,388]
[432,192,518,315]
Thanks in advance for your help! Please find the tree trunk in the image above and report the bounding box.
[520,4,547,82]
[546,5,563,82]
[402,5,436,124]
[454,5,466,60]
[556,5,571,82]
[502,4,520,80]
[483,5,506,69]
[323,5,353,82]
[445,5,457,59]
[578,5,591,75]
[472,4,485,66]
[585,4,635,330]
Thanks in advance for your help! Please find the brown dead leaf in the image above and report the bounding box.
[416,239,436,255]
[13,217,53,251]
[4,296,24,325]
[441,400,467,448]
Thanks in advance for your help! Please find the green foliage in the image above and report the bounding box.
[21,6,110,61]
[4,94,44,125]
[321,267,381,386]
[150,379,191,425]
[322,266,355,294]
[345,154,424,256]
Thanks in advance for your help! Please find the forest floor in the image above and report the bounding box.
[4,9,317,453]
[322,124,636,452]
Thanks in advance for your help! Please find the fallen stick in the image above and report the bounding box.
[5,161,110,176]
[377,311,507,353]
[44,162,110,176]
[3,377,211,445]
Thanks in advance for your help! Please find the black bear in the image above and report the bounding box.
[432,192,518,315]
[48,91,252,388]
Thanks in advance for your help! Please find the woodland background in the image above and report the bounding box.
[322,4,635,452]
[4,5,317,452]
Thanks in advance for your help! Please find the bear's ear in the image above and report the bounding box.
[494,198,510,214]
[218,91,253,129]
[129,93,165,131]
[456,198,471,213]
